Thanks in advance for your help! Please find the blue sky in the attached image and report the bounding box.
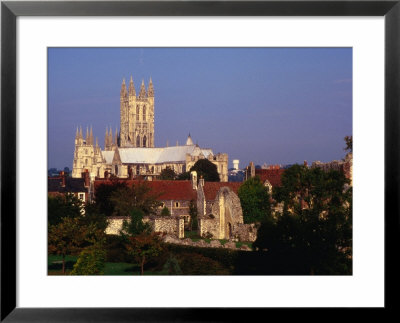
[48,47,352,170]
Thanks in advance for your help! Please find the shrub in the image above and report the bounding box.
[70,246,106,275]
[162,255,182,275]
[160,206,171,216]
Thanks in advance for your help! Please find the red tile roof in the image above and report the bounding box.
[255,169,285,187]
[94,179,196,201]
[203,182,242,201]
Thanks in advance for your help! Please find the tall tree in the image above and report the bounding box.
[344,135,353,153]
[110,181,161,217]
[255,165,352,274]
[94,180,127,217]
[238,176,272,224]
[121,208,152,237]
[48,193,83,226]
[189,159,220,182]
[48,217,85,274]
[189,199,198,231]
[126,232,163,275]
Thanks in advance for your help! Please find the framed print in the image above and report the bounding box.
[1,0,399,321]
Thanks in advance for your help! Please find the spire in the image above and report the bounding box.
[186,133,193,145]
[75,127,79,140]
[148,77,154,97]
[129,75,136,96]
[139,79,147,98]
[96,137,98,147]
[79,126,83,140]
[85,127,89,144]
[90,126,93,145]
[120,78,127,97]
[115,127,118,146]
[105,126,109,147]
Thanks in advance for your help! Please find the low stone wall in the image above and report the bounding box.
[198,217,220,238]
[163,234,252,251]
[105,216,184,239]
[105,217,127,235]
[145,216,185,239]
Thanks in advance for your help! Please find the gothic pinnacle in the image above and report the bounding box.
[121,78,127,97]
[139,79,147,98]
[129,75,136,96]
[148,77,154,97]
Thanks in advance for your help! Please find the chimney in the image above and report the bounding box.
[190,171,197,190]
[199,175,204,188]
[59,171,66,187]
[82,169,90,187]
[128,166,133,180]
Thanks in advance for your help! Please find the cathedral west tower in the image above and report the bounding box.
[120,76,154,148]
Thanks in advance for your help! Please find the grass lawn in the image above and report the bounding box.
[48,254,168,275]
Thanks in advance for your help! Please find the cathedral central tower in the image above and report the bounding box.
[119,76,154,148]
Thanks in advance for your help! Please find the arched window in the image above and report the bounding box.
[143,106,146,121]
[143,136,147,147]
[136,136,140,147]
[114,165,118,175]
[136,105,140,121]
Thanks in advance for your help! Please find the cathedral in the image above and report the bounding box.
[72,77,228,182]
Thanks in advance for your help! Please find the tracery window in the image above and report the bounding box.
[136,105,140,120]
[143,106,146,121]
[143,136,147,147]
[136,136,140,147]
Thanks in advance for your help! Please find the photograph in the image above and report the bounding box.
[47,47,353,276]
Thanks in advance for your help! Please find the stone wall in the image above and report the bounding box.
[199,217,220,238]
[105,216,184,238]
[105,217,126,235]
[233,223,258,242]
[145,216,185,239]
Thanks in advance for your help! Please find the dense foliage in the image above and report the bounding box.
[126,232,164,275]
[48,193,82,226]
[160,206,171,216]
[110,181,162,217]
[344,135,352,153]
[238,176,272,224]
[71,245,106,275]
[254,165,352,274]
[159,167,176,180]
[94,180,127,217]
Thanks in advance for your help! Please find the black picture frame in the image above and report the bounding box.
[1,1,398,321]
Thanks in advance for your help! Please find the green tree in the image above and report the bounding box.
[344,135,353,153]
[110,181,162,217]
[126,232,164,275]
[48,217,85,274]
[48,193,83,226]
[94,180,127,217]
[189,159,220,182]
[121,208,152,237]
[189,199,198,231]
[255,165,352,274]
[70,245,106,275]
[176,172,190,180]
[159,167,176,180]
[238,176,272,224]
[160,206,171,216]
